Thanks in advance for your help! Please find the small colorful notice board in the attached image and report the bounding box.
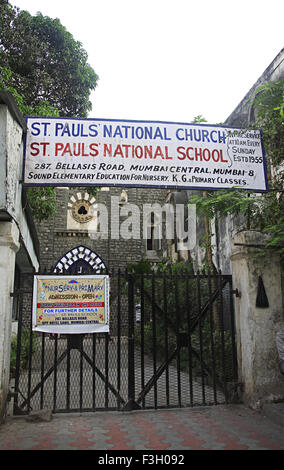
[32,275,109,334]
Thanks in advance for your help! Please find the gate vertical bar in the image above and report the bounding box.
[40,333,45,409]
[27,296,34,412]
[186,275,193,407]
[140,272,145,408]
[117,269,121,409]
[175,270,181,407]
[208,271,217,404]
[197,271,206,405]
[79,335,83,412]
[53,334,58,412]
[105,332,109,408]
[126,271,136,409]
[218,271,228,402]
[92,333,96,411]
[163,272,170,407]
[66,338,71,411]
[152,271,157,409]
[228,276,238,383]
[13,292,24,414]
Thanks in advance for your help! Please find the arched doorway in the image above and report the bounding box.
[53,245,107,274]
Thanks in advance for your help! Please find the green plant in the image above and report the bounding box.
[10,328,39,375]
[189,317,235,383]
[25,187,57,222]
[134,311,235,387]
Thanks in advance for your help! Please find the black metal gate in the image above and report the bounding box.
[11,269,238,415]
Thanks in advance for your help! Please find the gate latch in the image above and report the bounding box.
[232,288,241,298]
[7,390,18,401]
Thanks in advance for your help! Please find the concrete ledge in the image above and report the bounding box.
[26,409,53,423]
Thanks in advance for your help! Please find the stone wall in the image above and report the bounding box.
[36,186,168,272]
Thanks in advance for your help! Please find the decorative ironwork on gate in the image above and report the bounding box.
[11,268,239,415]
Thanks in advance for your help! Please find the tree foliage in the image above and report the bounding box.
[0,0,98,117]
[189,79,284,258]
[252,79,284,170]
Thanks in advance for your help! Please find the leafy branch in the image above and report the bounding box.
[0,1,100,221]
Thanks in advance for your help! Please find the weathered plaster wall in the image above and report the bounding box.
[231,231,284,406]
[0,222,20,420]
[0,96,39,421]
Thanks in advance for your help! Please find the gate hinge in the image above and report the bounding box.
[123,399,141,411]
[7,390,18,401]
[232,288,241,298]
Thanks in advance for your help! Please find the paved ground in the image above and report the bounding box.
[0,403,283,453]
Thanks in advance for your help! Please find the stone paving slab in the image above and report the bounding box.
[0,404,283,451]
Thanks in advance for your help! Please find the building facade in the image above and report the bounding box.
[166,48,284,274]
[36,185,169,274]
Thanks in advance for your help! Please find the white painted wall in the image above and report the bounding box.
[231,230,284,407]
[0,99,39,421]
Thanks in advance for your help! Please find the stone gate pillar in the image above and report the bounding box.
[0,221,20,419]
[230,230,284,407]
[0,92,40,422]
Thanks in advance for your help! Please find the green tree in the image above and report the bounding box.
[0,0,100,220]
[191,115,207,124]
[0,0,98,117]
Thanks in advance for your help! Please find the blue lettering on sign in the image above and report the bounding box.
[31,121,51,136]
[54,122,98,138]
[103,124,171,141]
[176,128,226,144]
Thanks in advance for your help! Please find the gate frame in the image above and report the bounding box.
[11,268,239,415]
[123,270,238,410]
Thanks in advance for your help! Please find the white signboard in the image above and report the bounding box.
[23,117,268,192]
[32,275,110,334]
